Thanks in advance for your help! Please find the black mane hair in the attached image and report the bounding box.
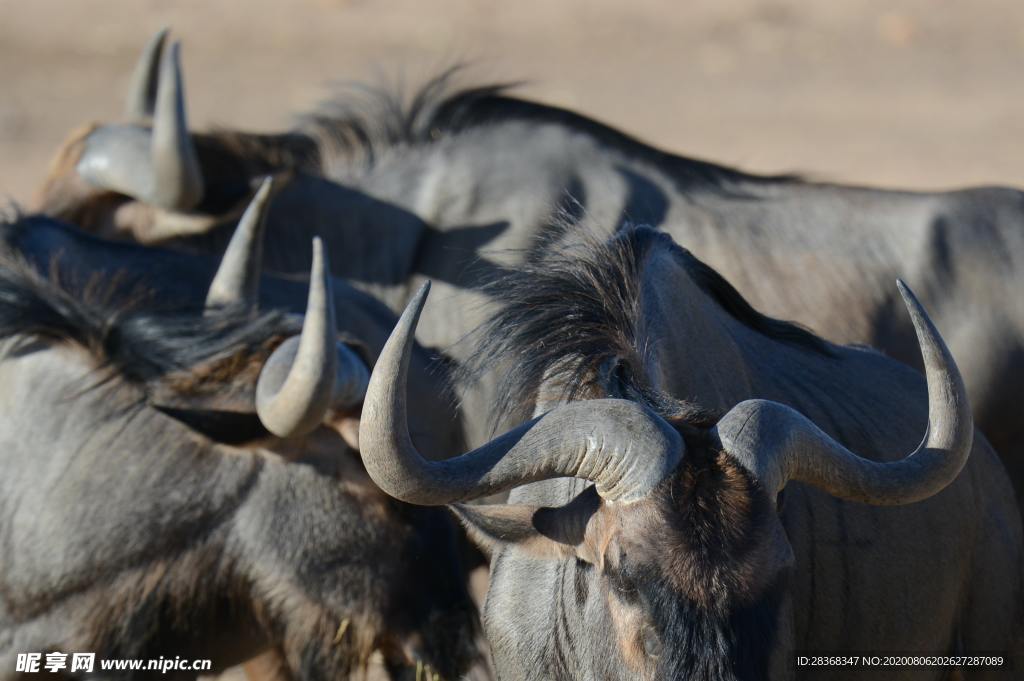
[465,223,833,427]
[0,244,295,389]
[300,67,515,169]
[302,68,801,188]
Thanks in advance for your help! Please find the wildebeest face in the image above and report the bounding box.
[453,433,794,680]
[357,280,974,680]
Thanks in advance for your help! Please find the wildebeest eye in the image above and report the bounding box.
[640,625,661,659]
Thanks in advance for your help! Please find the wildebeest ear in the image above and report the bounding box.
[449,486,602,562]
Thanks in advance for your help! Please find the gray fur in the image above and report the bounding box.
[0,217,478,680]
[458,229,1023,680]
[37,70,1024,518]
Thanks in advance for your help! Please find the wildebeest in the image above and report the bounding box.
[33,33,1024,518]
[0,201,478,680]
[357,227,1023,680]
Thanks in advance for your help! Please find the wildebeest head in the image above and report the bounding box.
[34,30,441,290]
[356,282,972,680]
[34,30,321,246]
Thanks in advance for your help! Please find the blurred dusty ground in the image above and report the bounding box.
[1,0,1023,208]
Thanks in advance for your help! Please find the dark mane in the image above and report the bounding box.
[303,69,800,188]
[466,224,833,426]
[300,67,515,170]
[0,242,295,390]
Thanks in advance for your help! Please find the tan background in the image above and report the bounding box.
[0,0,1022,206]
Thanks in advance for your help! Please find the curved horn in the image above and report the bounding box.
[149,41,203,210]
[76,40,203,211]
[255,238,368,437]
[359,282,684,505]
[205,177,273,311]
[716,280,972,505]
[125,28,169,120]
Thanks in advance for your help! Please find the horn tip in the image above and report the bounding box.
[144,28,171,57]
[244,177,275,216]
[125,28,172,120]
[311,236,328,271]
[402,281,431,330]
[402,281,431,323]
[163,40,183,72]
[415,280,431,302]
[895,279,927,324]
[308,237,334,307]
[255,175,274,197]
[387,281,431,347]
[237,178,274,233]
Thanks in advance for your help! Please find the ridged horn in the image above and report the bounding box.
[358,282,684,505]
[716,280,972,505]
[205,177,273,311]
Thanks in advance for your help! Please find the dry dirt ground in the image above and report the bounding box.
[1,0,1023,208]
[0,1,1021,679]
